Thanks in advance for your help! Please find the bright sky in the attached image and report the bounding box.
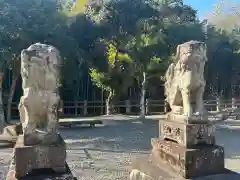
[184,0,240,17]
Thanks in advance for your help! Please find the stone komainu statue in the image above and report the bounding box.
[164,41,207,117]
[19,43,62,145]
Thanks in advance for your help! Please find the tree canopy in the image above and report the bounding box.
[1,0,240,117]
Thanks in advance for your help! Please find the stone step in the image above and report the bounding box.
[151,138,225,179]
[130,153,240,180]
[159,118,215,148]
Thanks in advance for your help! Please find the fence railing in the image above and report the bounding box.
[8,98,240,119]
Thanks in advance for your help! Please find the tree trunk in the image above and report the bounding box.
[0,72,5,133]
[6,76,18,123]
[139,72,147,119]
[106,90,116,115]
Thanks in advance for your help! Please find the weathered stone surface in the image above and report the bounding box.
[166,113,209,123]
[19,43,62,146]
[23,131,59,146]
[6,163,75,180]
[130,154,240,180]
[7,135,66,179]
[151,138,225,179]
[164,40,207,118]
[159,117,215,148]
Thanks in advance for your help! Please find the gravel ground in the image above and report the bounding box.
[63,118,157,180]
[0,115,240,179]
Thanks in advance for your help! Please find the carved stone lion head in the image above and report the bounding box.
[164,41,207,108]
[21,43,61,66]
[175,40,207,64]
[20,43,61,90]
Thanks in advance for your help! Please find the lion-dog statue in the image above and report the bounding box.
[164,41,207,118]
[19,43,61,145]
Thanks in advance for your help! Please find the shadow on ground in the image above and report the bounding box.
[60,119,159,153]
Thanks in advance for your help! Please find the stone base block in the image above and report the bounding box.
[130,155,239,180]
[151,138,225,179]
[159,116,215,148]
[23,132,59,146]
[7,135,66,178]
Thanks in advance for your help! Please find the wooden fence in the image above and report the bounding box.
[8,98,240,119]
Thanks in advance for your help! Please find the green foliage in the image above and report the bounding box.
[89,41,134,94]
[0,0,70,70]
[204,24,240,98]
[123,0,200,82]
[0,0,83,100]
[62,0,88,16]
[67,0,207,100]
[89,68,109,90]
[204,0,240,97]
[2,0,240,105]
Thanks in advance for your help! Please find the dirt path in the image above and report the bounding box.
[0,117,240,179]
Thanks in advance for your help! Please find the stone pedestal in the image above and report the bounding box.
[151,139,224,178]
[130,113,226,179]
[6,135,68,179]
[23,132,59,146]
[130,153,238,180]
[153,114,225,179]
[160,114,215,148]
